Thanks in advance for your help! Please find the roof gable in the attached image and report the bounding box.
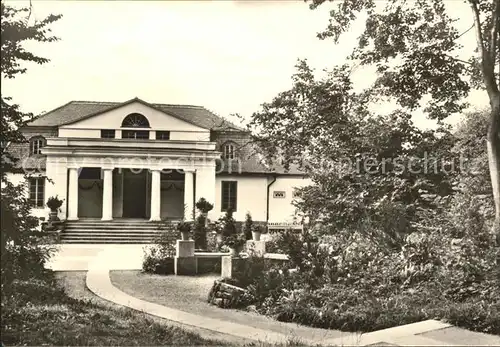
[26,97,244,131]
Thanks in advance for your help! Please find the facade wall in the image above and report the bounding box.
[4,172,48,221]
[268,176,312,223]
[214,176,268,221]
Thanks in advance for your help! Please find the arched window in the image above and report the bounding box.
[121,113,150,128]
[30,136,46,155]
[222,142,236,159]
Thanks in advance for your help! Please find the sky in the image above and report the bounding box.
[2,0,489,129]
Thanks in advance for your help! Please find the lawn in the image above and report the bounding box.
[1,271,235,346]
[110,270,345,342]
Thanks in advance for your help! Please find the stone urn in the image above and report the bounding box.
[251,225,263,241]
[49,210,60,222]
[181,231,190,241]
[228,247,237,257]
[177,221,192,241]
[252,230,261,241]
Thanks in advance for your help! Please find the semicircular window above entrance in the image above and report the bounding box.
[121,113,150,128]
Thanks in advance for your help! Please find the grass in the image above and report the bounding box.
[1,271,315,347]
[110,270,346,343]
[1,272,232,346]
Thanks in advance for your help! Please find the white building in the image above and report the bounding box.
[7,98,311,229]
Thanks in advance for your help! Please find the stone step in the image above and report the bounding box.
[61,232,160,237]
[61,233,156,239]
[64,227,167,232]
[60,239,152,244]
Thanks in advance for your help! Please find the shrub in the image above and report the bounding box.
[243,212,253,240]
[46,196,63,211]
[142,231,176,275]
[219,209,245,252]
[195,198,214,214]
[193,214,208,250]
[224,195,500,335]
[1,180,55,296]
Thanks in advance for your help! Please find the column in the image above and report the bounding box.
[150,169,161,221]
[195,163,216,220]
[184,169,194,221]
[67,167,79,221]
[101,168,113,221]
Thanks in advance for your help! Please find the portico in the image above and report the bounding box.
[44,137,219,222]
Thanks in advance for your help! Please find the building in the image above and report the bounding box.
[6,98,311,226]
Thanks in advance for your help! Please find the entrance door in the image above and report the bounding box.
[122,169,147,218]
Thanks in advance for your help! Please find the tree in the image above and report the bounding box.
[306,0,499,247]
[1,1,61,291]
[1,1,61,175]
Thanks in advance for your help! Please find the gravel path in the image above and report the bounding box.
[110,270,347,343]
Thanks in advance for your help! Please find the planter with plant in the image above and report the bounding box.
[243,212,253,240]
[219,209,245,256]
[195,197,214,215]
[177,221,192,241]
[46,196,64,221]
[251,224,265,241]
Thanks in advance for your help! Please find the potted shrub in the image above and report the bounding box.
[195,198,214,216]
[219,209,244,256]
[46,196,63,221]
[177,221,192,241]
[226,234,245,256]
[251,224,265,241]
[243,212,253,240]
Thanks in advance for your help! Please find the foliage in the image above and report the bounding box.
[243,212,253,240]
[230,194,499,334]
[142,232,176,275]
[195,197,214,213]
[1,2,62,173]
[219,209,245,251]
[1,0,60,300]
[1,274,227,346]
[193,213,208,249]
[46,195,63,211]
[1,179,56,296]
[176,220,192,233]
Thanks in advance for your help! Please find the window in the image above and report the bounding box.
[100,129,115,138]
[222,143,236,159]
[30,137,46,155]
[221,181,237,211]
[122,130,149,139]
[121,113,150,128]
[29,177,45,208]
[156,131,170,140]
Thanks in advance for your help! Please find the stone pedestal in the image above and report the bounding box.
[246,240,266,257]
[174,257,197,275]
[175,239,196,275]
[221,256,232,278]
[176,240,195,257]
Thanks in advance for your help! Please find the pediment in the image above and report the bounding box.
[60,98,206,132]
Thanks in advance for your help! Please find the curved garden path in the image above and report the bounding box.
[75,245,500,346]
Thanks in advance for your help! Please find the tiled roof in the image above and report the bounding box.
[26,98,244,131]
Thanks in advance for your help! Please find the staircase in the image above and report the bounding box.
[61,219,168,244]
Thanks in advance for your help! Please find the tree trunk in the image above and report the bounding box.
[487,92,500,274]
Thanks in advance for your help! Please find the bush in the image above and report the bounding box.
[1,180,56,296]
[243,212,253,241]
[142,231,176,275]
[224,194,500,335]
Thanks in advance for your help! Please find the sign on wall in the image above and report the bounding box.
[273,191,286,198]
